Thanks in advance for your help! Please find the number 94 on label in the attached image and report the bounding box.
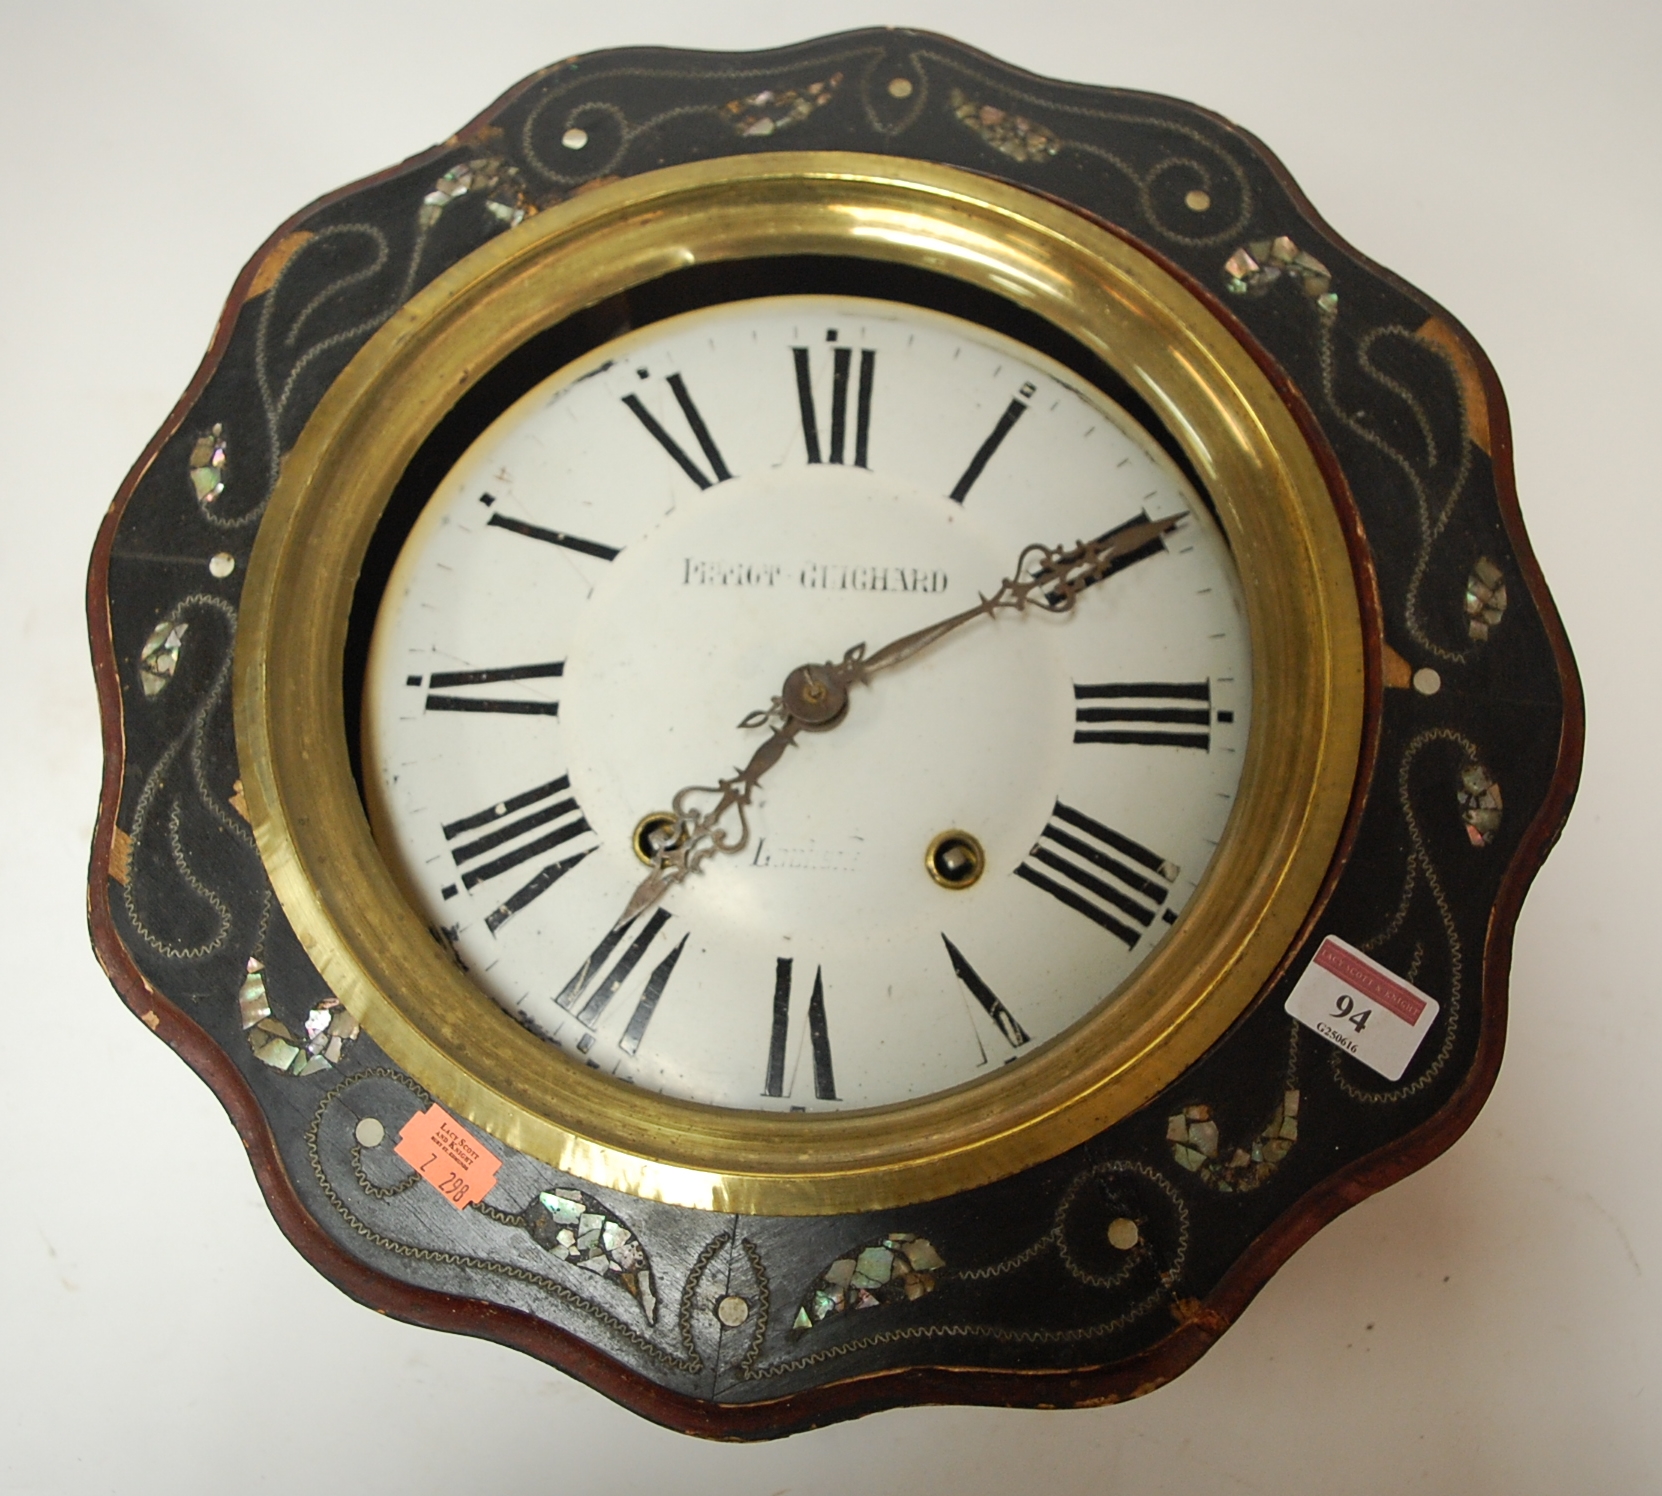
[1284,936,1441,1082]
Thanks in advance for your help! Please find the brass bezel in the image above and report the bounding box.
[234,153,1364,1216]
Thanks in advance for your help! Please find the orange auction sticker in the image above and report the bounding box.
[393,1103,502,1210]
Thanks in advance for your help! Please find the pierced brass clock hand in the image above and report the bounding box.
[615,514,1183,927]
[615,714,806,927]
[828,514,1184,695]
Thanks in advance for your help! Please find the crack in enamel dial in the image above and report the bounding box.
[363,292,1251,1112]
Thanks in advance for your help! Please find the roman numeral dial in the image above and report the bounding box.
[1043,512,1175,603]
[556,909,689,1059]
[949,381,1034,501]
[480,494,620,560]
[365,291,1251,1112]
[762,957,838,1102]
[943,936,1030,1051]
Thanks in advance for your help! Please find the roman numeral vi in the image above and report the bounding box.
[763,957,838,1101]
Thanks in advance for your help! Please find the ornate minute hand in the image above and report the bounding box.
[615,514,1182,927]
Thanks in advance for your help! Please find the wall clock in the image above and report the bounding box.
[87,29,1580,1435]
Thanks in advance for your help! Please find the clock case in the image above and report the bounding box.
[87,30,1580,1436]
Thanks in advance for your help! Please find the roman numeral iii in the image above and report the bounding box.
[1074,681,1211,749]
[763,957,838,1101]
[439,775,593,932]
[1015,801,1178,947]
[793,337,876,467]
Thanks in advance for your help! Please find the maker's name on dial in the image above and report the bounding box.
[682,558,950,592]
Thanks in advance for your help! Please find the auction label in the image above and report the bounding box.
[394,1103,502,1210]
[1285,935,1440,1081]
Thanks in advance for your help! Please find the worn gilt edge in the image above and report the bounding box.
[82,30,1584,1438]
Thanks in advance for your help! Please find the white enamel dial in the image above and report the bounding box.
[363,294,1251,1111]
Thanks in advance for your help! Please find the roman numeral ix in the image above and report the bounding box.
[556,910,688,1058]
[794,335,876,467]
[763,957,838,1101]
[623,372,732,489]
[414,660,564,716]
[1074,681,1212,749]
[440,775,593,933]
[1015,801,1179,948]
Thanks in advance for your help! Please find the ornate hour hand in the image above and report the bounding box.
[615,514,1183,926]
[614,715,806,927]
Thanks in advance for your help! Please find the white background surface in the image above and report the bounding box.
[2,2,1655,1490]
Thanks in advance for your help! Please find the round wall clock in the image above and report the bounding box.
[87,30,1580,1435]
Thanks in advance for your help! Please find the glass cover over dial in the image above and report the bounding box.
[363,294,1251,1111]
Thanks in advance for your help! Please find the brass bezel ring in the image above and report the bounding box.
[234,153,1365,1215]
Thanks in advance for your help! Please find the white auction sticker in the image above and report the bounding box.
[1285,935,1440,1081]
